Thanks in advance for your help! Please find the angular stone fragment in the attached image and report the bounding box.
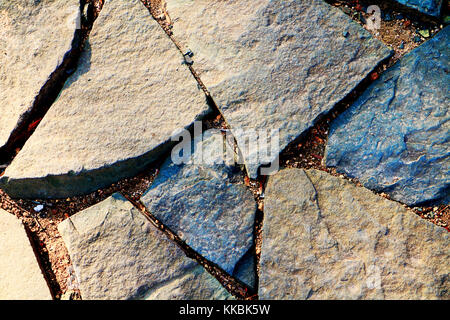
[141,131,256,288]
[166,0,392,178]
[259,169,449,300]
[395,0,443,17]
[0,209,52,300]
[0,0,210,198]
[58,194,232,300]
[0,0,81,149]
[326,27,449,206]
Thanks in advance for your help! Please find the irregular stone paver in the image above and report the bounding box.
[0,0,80,149]
[58,194,232,300]
[166,0,392,178]
[0,0,210,198]
[395,0,443,17]
[326,27,449,206]
[0,209,52,300]
[141,131,256,288]
[259,168,449,300]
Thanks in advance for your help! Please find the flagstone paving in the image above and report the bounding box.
[0,0,211,199]
[58,194,232,300]
[259,168,449,300]
[0,0,81,150]
[141,131,257,288]
[0,209,52,300]
[326,26,449,206]
[0,0,448,301]
[166,0,392,178]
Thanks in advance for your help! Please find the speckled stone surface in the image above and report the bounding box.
[58,194,232,300]
[141,132,256,288]
[326,27,449,206]
[166,0,392,178]
[0,0,210,199]
[259,169,449,300]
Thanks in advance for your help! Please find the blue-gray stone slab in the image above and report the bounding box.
[395,0,443,17]
[326,27,450,206]
[141,132,257,288]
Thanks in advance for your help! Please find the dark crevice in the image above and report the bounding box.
[0,0,104,172]
[123,195,254,300]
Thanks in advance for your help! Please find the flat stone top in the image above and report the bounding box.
[167,0,392,178]
[326,26,450,206]
[395,0,443,17]
[2,0,209,180]
[0,0,80,148]
[0,209,52,300]
[58,194,232,300]
[259,168,449,299]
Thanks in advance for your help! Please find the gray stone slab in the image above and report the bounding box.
[259,169,449,300]
[141,131,256,288]
[58,193,232,300]
[0,0,211,198]
[0,209,52,300]
[166,0,392,178]
[0,0,80,149]
[326,27,450,206]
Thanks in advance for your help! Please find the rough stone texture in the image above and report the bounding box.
[0,0,80,149]
[0,0,210,198]
[166,0,392,178]
[326,27,449,206]
[395,0,443,17]
[58,194,232,300]
[0,209,52,300]
[141,132,256,288]
[259,168,450,300]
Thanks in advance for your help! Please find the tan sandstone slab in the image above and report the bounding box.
[58,194,232,300]
[0,0,211,198]
[259,169,450,299]
[0,209,52,300]
[0,0,81,149]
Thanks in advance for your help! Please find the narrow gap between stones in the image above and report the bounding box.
[0,0,105,300]
[0,0,104,176]
[123,194,254,300]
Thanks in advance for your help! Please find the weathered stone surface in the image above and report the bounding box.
[166,0,392,178]
[0,209,52,300]
[259,168,449,300]
[141,132,256,288]
[395,0,443,17]
[0,0,210,198]
[326,27,449,206]
[58,194,232,300]
[0,0,80,149]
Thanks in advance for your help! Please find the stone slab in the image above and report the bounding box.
[0,0,80,149]
[326,27,450,206]
[0,0,211,198]
[0,209,52,300]
[166,0,392,178]
[259,168,449,300]
[58,193,232,300]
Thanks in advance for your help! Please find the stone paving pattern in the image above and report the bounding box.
[167,0,392,178]
[58,194,232,300]
[0,0,211,198]
[0,0,80,150]
[326,26,449,206]
[0,0,448,300]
